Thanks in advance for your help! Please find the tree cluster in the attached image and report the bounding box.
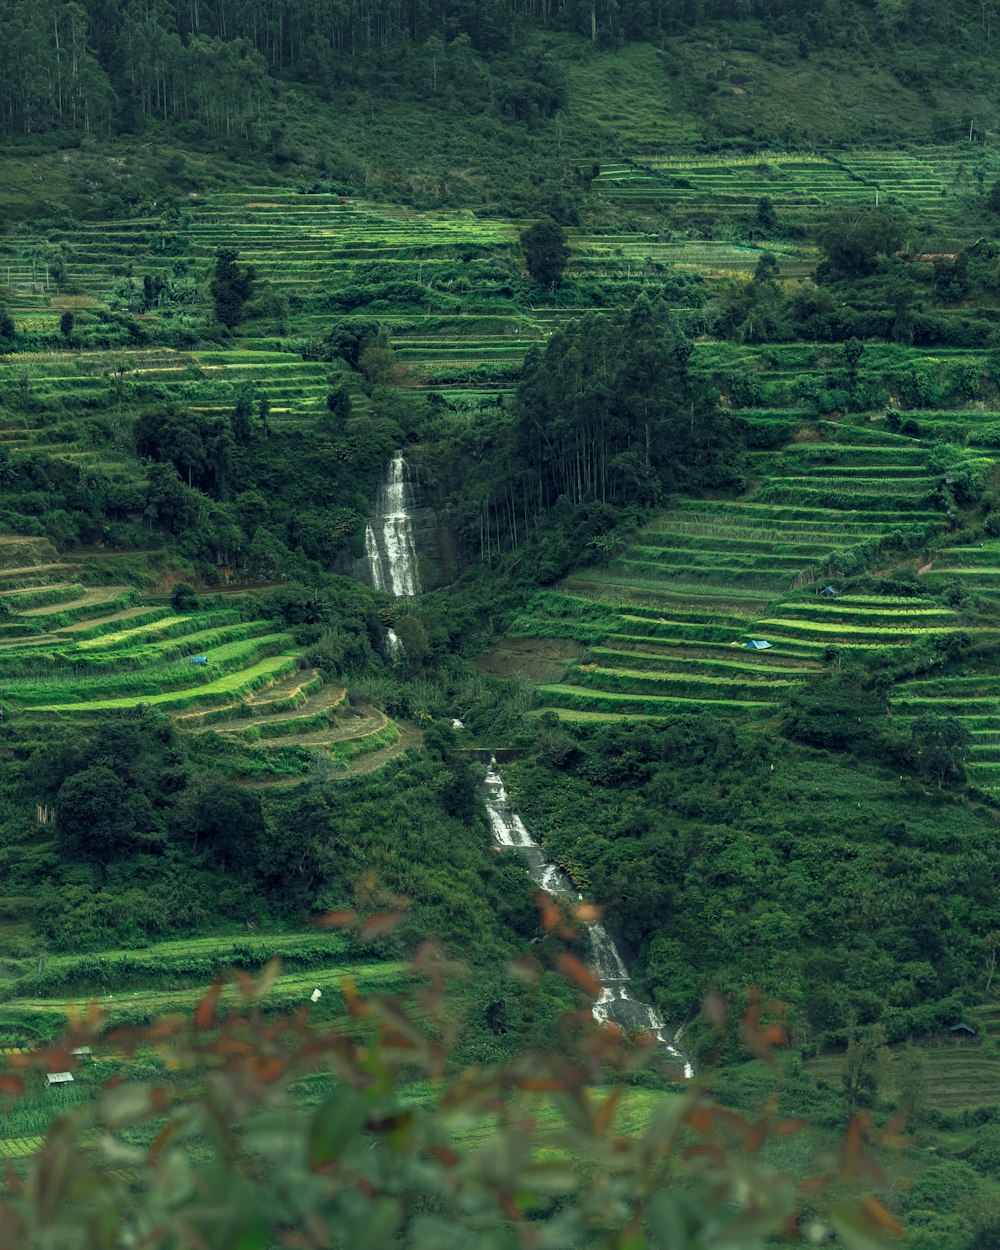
[445,298,742,566]
[0,0,982,136]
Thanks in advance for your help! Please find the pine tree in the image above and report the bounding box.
[210,250,255,330]
[520,219,569,288]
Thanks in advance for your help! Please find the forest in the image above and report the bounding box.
[5,0,1000,1245]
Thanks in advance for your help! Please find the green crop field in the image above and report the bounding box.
[507,412,965,718]
[0,540,405,782]
[7,25,1000,1236]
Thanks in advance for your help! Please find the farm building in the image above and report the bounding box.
[45,1072,74,1087]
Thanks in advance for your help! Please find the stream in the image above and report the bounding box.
[481,759,691,1076]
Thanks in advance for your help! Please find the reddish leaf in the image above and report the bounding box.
[254,1056,285,1083]
[340,978,368,1019]
[799,1176,830,1195]
[537,892,562,932]
[841,1114,866,1178]
[0,1074,23,1096]
[555,953,602,997]
[683,1143,725,1164]
[685,1105,716,1135]
[232,967,257,999]
[145,1119,184,1165]
[860,1196,904,1236]
[743,1121,767,1156]
[775,1117,809,1137]
[379,1028,418,1051]
[194,979,223,1030]
[507,955,542,983]
[703,991,726,1028]
[359,910,405,941]
[594,1088,622,1135]
[499,1194,523,1221]
[144,1014,185,1040]
[314,909,357,929]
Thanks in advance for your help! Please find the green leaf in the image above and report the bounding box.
[233,1217,271,1250]
[352,1197,402,1250]
[646,1189,696,1246]
[99,1082,156,1128]
[830,1205,899,1250]
[308,1088,368,1168]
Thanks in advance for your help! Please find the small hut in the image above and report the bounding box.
[189,655,208,666]
[45,1072,74,1088]
[744,640,772,651]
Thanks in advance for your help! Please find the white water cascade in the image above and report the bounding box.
[365,451,421,597]
[365,523,385,591]
[481,759,691,1076]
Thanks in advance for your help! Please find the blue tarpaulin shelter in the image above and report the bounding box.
[744,640,772,650]
[189,655,208,665]
[820,584,838,597]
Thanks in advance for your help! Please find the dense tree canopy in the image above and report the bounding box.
[520,219,569,288]
[514,296,740,511]
[0,0,991,136]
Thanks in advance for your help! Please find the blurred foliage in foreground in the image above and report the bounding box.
[0,904,905,1250]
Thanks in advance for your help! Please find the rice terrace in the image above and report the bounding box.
[3,2,1000,1245]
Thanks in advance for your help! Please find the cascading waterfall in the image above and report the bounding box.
[481,760,691,1076]
[366,451,421,597]
[365,524,385,592]
[385,628,404,660]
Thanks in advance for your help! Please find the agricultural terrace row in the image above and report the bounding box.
[7,146,993,397]
[0,930,410,1046]
[510,416,997,742]
[894,535,1000,796]
[7,335,1000,454]
[0,537,404,784]
[596,147,1000,241]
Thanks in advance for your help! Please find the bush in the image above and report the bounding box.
[170,582,199,611]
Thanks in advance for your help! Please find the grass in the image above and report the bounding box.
[503,418,953,719]
[25,653,301,714]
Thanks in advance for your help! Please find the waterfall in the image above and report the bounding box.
[385,628,403,660]
[365,524,385,592]
[365,451,421,597]
[480,760,691,1076]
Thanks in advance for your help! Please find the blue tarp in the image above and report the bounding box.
[189,655,208,665]
[744,640,772,650]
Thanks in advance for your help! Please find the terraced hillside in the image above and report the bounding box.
[2,195,535,397]
[0,345,358,427]
[511,420,964,721]
[2,150,989,409]
[595,146,1000,246]
[890,536,1000,796]
[808,1035,1000,1117]
[0,930,410,1043]
[0,543,403,783]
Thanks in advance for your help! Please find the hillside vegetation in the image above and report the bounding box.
[5,6,1000,1245]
